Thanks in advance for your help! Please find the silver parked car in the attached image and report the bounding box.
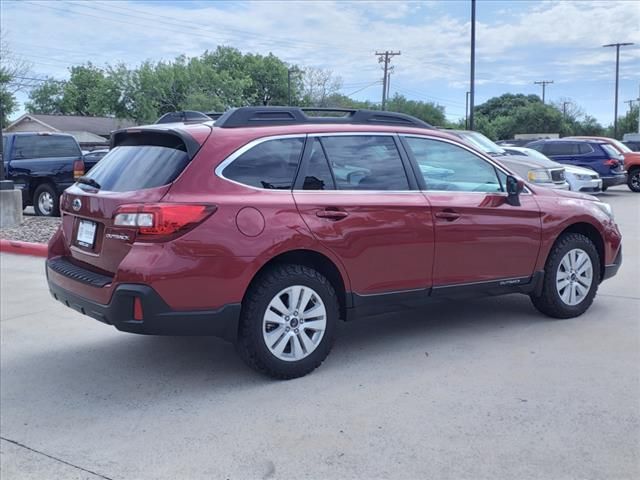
[446,130,569,190]
[504,147,602,193]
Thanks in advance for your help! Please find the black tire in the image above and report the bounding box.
[627,167,640,192]
[601,186,608,192]
[530,233,600,319]
[237,264,339,379]
[33,183,60,217]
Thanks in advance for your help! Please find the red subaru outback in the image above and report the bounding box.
[47,107,622,379]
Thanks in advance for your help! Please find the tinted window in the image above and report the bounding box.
[545,142,578,156]
[223,138,304,189]
[84,145,189,192]
[320,136,409,190]
[405,137,502,192]
[302,139,335,190]
[12,135,81,159]
[577,143,593,154]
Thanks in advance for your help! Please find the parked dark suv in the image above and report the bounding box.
[526,138,627,191]
[2,132,85,216]
[46,108,622,379]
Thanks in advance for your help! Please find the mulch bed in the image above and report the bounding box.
[0,216,61,244]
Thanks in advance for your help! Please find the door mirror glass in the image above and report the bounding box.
[505,175,524,206]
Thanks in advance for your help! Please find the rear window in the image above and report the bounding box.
[12,135,81,159]
[84,145,189,192]
[601,144,622,159]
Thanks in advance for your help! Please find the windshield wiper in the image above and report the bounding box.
[76,176,101,189]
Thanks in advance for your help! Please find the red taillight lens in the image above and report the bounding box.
[604,158,619,167]
[114,203,216,238]
[73,159,85,179]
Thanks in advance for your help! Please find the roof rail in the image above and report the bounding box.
[213,106,433,129]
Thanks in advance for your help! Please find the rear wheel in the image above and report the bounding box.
[237,264,338,379]
[627,167,640,192]
[530,233,600,318]
[33,184,60,217]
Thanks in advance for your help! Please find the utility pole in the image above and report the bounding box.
[603,42,634,139]
[534,80,554,104]
[469,0,476,130]
[287,67,302,106]
[385,67,395,103]
[465,91,470,129]
[375,50,401,110]
[623,99,636,112]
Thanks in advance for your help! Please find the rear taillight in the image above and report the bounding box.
[604,159,620,167]
[73,159,85,179]
[113,203,216,238]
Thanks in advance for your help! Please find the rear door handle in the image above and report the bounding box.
[435,210,460,221]
[316,209,349,220]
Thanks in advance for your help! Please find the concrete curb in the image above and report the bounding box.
[0,239,48,257]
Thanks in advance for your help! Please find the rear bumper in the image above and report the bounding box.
[602,174,627,188]
[47,261,240,341]
[602,248,622,281]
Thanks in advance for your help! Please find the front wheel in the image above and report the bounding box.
[237,264,338,379]
[531,233,600,319]
[627,167,640,192]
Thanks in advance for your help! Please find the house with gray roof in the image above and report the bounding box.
[3,114,137,149]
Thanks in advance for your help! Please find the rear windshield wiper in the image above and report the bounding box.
[76,176,101,189]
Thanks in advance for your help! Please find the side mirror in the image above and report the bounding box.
[505,175,524,206]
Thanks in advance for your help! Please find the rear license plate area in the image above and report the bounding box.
[76,220,97,248]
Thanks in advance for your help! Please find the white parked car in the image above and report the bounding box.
[503,147,602,193]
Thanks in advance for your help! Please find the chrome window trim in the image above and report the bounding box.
[214,134,307,192]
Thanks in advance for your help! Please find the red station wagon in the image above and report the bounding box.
[47,107,622,379]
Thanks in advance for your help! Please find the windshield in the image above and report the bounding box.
[522,148,554,162]
[459,131,506,155]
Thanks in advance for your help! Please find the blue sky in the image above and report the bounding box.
[2,0,639,126]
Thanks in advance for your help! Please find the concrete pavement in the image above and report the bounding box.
[1,186,639,479]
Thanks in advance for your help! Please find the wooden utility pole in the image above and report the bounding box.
[376,51,401,110]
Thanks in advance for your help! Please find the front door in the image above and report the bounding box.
[401,135,542,287]
[293,135,434,296]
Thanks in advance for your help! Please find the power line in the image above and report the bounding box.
[343,80,383,97]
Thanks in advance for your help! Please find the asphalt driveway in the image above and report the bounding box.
[1,186,638,480]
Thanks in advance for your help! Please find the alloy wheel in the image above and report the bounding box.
[556,248,593,306]
[262,285,327,362]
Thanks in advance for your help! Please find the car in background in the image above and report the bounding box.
[504,147,601,193]
[624,141,640,152]
[446,130,569,190]
[526,139,626,191]
[2,132,85,216]
[83,149,109,171]
[568,136,640,192]
[496,139,533,147]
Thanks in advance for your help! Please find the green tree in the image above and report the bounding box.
[475,93,541,121]
[25,78,65,114]
[616,104,639,138]
[386,93,446,126]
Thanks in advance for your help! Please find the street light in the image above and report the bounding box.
[603,42,634,139]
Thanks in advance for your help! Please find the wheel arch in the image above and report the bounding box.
[244,249,350,320]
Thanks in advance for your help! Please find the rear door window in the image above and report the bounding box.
[545,142,578,156]
[577,143,593,154]
[319,135,410,190]
[12,135,81,159]
[301,139,335,190]
[222,137,305,190]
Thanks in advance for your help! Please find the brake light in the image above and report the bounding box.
[604,159,620,167]
[133,297,144,321]
[73,159,85,179]
[113,204,216,237]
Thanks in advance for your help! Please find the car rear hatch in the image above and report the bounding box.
[59,126,211,275]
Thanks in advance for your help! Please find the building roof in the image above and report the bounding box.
[5,114,137,137]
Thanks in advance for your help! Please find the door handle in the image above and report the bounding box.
[434,210,460,221]
[316,209,349,220]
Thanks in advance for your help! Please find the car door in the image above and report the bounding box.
[401,135,542,288]
[293,134,434,299]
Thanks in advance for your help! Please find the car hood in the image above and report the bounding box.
[533,184,599,202]
[495,154,561,169]
[563,164,598,175]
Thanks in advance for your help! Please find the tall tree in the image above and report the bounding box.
[0,34,36,126]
